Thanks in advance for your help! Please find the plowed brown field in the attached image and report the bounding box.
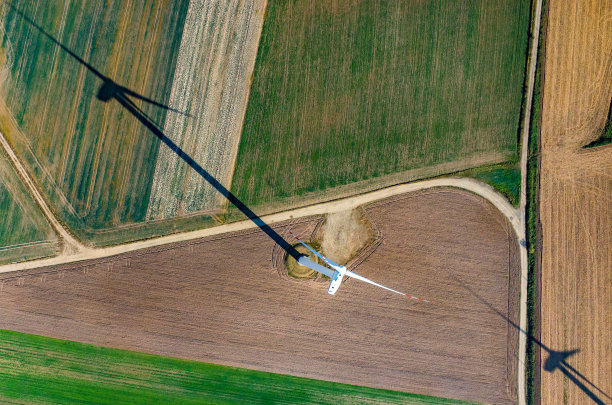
[0,189,519,404]
[539,0,612,404]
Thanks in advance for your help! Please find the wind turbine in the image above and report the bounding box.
[10,3,427,302]
[287,230,429,301]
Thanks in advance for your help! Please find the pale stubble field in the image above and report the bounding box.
[538,0,611,403]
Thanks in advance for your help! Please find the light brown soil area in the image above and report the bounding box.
[0,189,519,404]
[319,208,373,265]
[539,0,612,404]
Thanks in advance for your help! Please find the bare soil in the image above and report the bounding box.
[0,189,519,404]
[319,208,373,265]
[538,1,612,403]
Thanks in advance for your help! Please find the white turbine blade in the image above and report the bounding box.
[286,229,340,269]
[298,256,337,279]
[345,270,430,302]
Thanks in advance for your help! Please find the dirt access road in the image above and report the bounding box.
[0,189,520,404]
[538,0,611,404]
[0,177,522,273]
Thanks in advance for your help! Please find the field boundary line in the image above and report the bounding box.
[0,130,85,254]
[517,0,543,403]
[0,177,521,274]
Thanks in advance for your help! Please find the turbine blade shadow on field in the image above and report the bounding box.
[115,92,302,260]
[6,2,190,117]
[452,276,611,404]
[7,2,301,261]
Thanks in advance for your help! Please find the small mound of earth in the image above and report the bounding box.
[285,243,321,279]
[319,208,374,265]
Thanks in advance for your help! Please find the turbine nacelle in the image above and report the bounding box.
[289,229,429,301]
[328,268,345,295]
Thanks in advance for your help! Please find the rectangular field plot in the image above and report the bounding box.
[232,0,530,208]
[147,0,266,221]
[0,1,193,245]
[539,0,612,403]
[0,147,58,264]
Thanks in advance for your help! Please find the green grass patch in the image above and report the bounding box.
[0,329,474,404]
[583,100,612,148]
[455,162,521,206]
[232,0,530,208]
[525,0,545,402]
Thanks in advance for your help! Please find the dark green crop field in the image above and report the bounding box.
[232,0,530,208]
[0,330,474,404]
[0,0,188,234]
[0,148,57,264]
[584,101,612,148]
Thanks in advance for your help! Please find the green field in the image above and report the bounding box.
[0,0,189,237]
[232,0,530,208]
[584,101,612,148]
[0,330,474,404]
[0,147,57,264]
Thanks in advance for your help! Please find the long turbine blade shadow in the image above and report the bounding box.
[6,1,190,117]
[115,92,302,260]
[7,2,302,260]
[452,276,610,404]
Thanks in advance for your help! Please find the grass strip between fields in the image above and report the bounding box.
[0,330,476,404]
[525,0,545,403]
[452,162,520,207]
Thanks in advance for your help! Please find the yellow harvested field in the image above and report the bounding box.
[539,0,611,403]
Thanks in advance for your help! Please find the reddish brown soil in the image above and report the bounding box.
[0,189,519,404]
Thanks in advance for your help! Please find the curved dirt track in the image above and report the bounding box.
[0,188,520,404]
[0,177,521,273]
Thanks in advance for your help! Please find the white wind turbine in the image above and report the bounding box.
[287,230,429,301]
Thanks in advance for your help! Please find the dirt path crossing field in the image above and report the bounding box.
[0,177,521,273]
